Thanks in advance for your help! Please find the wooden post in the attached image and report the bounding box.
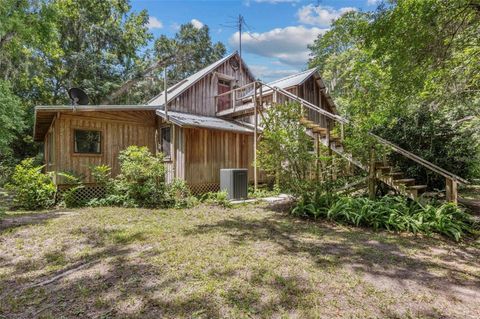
[315,134,320,182]
[445,178,458,204]
[253,82,258,191]
[164,68,168,120]
[368,147,376,200]
[172,124,176,179]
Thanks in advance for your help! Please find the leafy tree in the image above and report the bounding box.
[155,22,226,85]
[0,81,24,155]
[257,102,316,195]
[309,0,480,184]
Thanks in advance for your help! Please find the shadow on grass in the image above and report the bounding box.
[0,204,479,318]
[185,204,480,298]
[0,210,69,234]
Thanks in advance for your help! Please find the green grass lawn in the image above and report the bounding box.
[0,203,479,318]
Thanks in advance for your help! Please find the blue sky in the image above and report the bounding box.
[131,0,380,82]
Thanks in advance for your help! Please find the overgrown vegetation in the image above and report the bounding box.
[6,158,56,210]
[199,191,232,208]
[293,195,478,241]
[308,0,480,187]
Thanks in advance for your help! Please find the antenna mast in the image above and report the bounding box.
[238,14,245,58]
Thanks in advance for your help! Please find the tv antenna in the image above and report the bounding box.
[68,88,89,110]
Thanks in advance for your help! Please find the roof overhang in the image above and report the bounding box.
[156,109,255,134]
[33,105,159,141]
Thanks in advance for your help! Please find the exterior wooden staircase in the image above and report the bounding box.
[215,81,469,203]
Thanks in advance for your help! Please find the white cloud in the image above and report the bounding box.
[297,4,356,27]
[147,16,163,29]
[191,19,204,29]
[229,26,328,66]
[249,65,300,82]
[367,0,381,5]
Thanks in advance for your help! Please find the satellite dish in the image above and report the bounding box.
[68,88,89,105]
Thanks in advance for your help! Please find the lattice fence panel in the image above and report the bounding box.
[57,185,106,203]
[189,183,220,195]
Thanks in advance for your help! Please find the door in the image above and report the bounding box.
[217,79,231,112]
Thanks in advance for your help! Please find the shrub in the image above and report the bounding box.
[166,179,198,208]
[6,158,56,210]
[200,191,232,208]
[115,146,167,207]
[292,195,478,241]
[89,147,195,209]
[57,172,85,208]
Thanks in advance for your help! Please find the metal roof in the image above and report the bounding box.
[156,109,254,134]
[35,105,159,112]
[267,68,318,89]
[147,52,255,106]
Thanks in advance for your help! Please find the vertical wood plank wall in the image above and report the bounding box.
[54,111,157,184]
[167,56,255,117]
[184,127,264,186]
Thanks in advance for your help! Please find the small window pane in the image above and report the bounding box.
[74,130,101,154]
[161,126,171,158]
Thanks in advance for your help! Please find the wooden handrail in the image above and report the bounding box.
[216,80,469,186]
[371,133,469,184]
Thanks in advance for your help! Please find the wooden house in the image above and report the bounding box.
[34,52,336,194]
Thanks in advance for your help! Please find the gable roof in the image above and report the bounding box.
[156,109,254,134]
[267,68,318,89]
[147,52,255,106]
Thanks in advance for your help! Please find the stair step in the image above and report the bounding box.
[312,127,327,134]
[377,166,392,170]
[393,178,416,185]
[305,123,320,129]
[300,118,314,125]
[383,173,404,180]
[407,185,427,190]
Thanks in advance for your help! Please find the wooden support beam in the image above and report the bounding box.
[368,147,376,200]
[172,124,177,178]
[445,178,458,204]
[253,82,258,191]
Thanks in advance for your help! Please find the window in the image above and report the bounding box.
[160,126,171,158]
[74,129,101,154]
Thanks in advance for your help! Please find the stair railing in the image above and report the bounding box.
[216,80,469,201]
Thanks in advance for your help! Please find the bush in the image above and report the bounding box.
[293,195,478,241]
[6,158,56,210]
[89,146,166,208]
[200,191,232,208]
[89,147,198,209]
[57,172,85,208]
[166,179,198,208]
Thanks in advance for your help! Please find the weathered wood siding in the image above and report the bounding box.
[184,127,264,186]
[157,119,186,183]
[54,110,157,184]
[167,56,255,117]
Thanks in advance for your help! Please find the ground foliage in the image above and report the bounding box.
[293,194,478,241]
[308,0,480,184]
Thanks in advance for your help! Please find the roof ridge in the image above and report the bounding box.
[146,52,237,105]
[267,67,317,85]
